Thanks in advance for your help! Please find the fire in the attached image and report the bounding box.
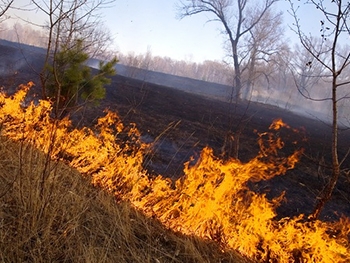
[0,83,349,262]
[269,118,290,130]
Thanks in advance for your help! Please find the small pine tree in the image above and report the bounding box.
[46,39,117,114]
[80,58,118,104]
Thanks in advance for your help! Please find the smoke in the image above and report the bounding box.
[0,40,45,76]
[86,57,350,128]
[249,88,333,123]
[2,39,340,128]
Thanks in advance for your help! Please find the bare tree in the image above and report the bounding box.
[290,41,329,102]
[288,0,350,219]
[242,9,285,100]
[177,0,279,99]
[29,0,115,114]
[0,0,13,21]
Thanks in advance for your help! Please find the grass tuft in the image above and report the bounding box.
[0,136,249,263]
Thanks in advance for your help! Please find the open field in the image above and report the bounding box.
[88,75,350,221]
[0,39,349,262]
[0,39,349,220]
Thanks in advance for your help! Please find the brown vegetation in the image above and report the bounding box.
[0,83,348,263]
[0,136,249,263]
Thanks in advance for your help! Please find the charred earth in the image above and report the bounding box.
[0,39,349,221]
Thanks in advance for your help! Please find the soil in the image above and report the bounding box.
[1,40,349,221]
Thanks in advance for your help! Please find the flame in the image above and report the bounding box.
[0,83,349,262]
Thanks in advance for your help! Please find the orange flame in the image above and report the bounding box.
[0,83,349,262]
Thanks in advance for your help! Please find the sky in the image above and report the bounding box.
[103,0,317,62]
[6,0,322,63]
[104,0,226,62]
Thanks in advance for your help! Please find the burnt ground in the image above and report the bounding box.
[0,40,349,221]
[92,76,350,221]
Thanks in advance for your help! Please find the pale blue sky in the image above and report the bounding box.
[104,0,225,62]
[7,0,323,63]
[100,0,320,62]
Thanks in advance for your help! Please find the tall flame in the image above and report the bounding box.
[0,83,349,262]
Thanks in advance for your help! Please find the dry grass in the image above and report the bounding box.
[0,136,249,263]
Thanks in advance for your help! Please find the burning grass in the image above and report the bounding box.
[0,126,246,262]
[0,83,349,262]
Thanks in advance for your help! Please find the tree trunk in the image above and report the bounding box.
[311,79,339,220]
[232,41,242,99]
[244,45,257,100]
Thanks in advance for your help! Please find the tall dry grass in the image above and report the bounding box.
[0,136,248,263]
